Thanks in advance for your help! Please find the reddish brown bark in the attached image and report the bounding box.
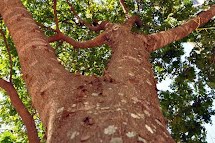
[0,79,40,143]
[0,0,215,143]
[48,31,107,48]
[53,0,60,31]
[144,5,215,52]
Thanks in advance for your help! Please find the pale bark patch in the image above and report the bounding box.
[121,99,127,103]
[104,125,118,135]
[118,92,124,96]
[142,67,150,74]
[145,125,154,134]
[126,131,137,138]
[101,107,110,110]
[130,113,141,119]
[124,55,141,63]
[57,107,64,113]
[146,79,152,86]
[144,110,151,117]
[137,113,145,119]
[91,92,99,96]
[80,134,91,142]
[138,136,147,143]
[131,97,140,103]
[29,60,38,67]
[119,55,141,64]
[128,72,135,76]
[70,131,80,140]
[155,119,163,126]
[110,137,123,143]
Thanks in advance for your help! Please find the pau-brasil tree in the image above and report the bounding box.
[0,0,214,142]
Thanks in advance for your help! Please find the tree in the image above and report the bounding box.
[0,0,214,142]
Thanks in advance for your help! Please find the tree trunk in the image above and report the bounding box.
[0,0,179,143]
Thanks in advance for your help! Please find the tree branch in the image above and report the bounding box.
[53,0,60,31]
[0,79,40,143]
[66,0,108,32]
[145,4,215,52]
[119,0,129,18]
[0,29,13,83]
[48,31,107,48]
[48,0,108,48]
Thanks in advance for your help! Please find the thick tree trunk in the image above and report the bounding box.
[43,24,175,142]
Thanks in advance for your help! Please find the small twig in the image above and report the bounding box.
[0,79,40,143]
[66,0,108,32]
[119,0,129,18]
[0,29,13,83]
[66,0,87,27]
[49,0,109,48]
[53,0,60,32]
[196,27,215,32]
[66,0,80,20]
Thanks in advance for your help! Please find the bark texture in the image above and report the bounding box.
[0,0,214,143]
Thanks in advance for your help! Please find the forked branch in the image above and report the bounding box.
[48,31,107,48]
[145,5,215,52]
[0,79,40,143]
[49,0,107,48]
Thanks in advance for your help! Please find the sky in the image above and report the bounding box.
[157,1,215,142]
[193,0,205,7]
[187,1,215,142]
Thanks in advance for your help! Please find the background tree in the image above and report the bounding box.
[0,0,214,143]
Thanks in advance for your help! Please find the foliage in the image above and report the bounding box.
[0,0,214,142]
[0,131,22,143]
[150,1,215,142]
